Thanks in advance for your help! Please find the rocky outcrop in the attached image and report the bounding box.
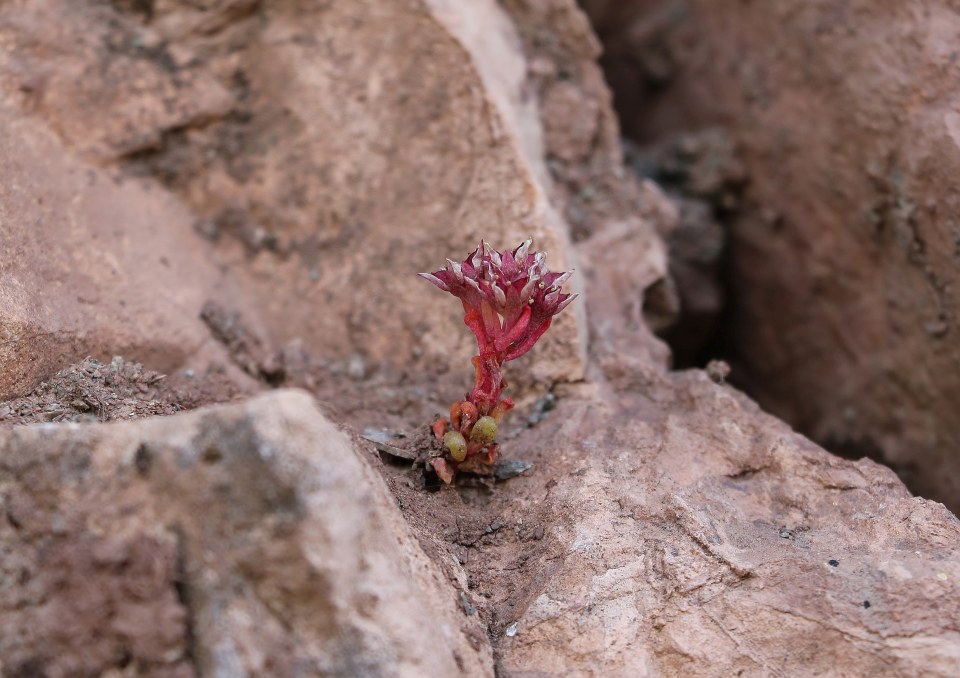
[583,0,960,511]
[6,383,959,677]
[1,0,959,676]
[489,372,960,677]
[0,390,493,676]
[0,0,585,412]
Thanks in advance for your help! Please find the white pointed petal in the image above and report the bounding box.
[493,284,507,307]
[446,259,464,282]
[552,271,573,288]
[514,238,531,262]
[418,272,450,291]
[490,249,502,267]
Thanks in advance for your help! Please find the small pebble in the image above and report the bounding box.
[706,359,731,384]
[362,427,394,444]
[505,622,518,638]
[493,459,534,480]
[347,354,366,380]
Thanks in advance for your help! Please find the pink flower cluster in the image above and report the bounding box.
[420,239,576,481]
[420,239,576,414]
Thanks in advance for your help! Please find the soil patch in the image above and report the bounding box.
[0,357,240,427]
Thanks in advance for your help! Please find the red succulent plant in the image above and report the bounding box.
[419,239,576,483]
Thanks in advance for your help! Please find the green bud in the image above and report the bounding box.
[469,416,498,446]
[443,431,467,462]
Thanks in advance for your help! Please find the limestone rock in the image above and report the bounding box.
[491,373,960,677]
[0,104,227,399]
[2,1,959,677]
[0,390,493,677]
[0,0,586,411]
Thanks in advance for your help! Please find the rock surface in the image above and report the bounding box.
[0,0,585,412]
[6,384,958,677]
[0,0,959,677]
[583,0,960,511]
[488,374,960,677]
[0,390,493,677]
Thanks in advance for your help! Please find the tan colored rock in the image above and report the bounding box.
[583,0,960,511]
[0,106,230,399]
[367,3,960,677]
[0,0,585,412]
[501,0,653,243]
[489,373,960,677]
[0,390,493,676]
[3,0,960,676]
[0,0,236,161]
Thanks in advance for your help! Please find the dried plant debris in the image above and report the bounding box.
[0,356,242,426]
[0,357,178,425]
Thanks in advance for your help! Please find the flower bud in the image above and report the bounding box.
[469,416,498,446]
[443,431,468,461]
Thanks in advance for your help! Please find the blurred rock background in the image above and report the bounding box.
[1,1,959,675]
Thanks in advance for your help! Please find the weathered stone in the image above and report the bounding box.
[0,103,228,399]
[583,0,960,511]
[0,390,493,676]
[0,0,585,410]
[2,1,959,677]
[490,373,960,677]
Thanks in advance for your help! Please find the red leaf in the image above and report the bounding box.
[431,458,455,484]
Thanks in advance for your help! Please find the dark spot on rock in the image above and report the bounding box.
[863,600,871,608]
[828,559,839,567]
[202,445,224,464]
[135,443,152,475]
[9,657,47,678]
[60,451,92,481]
[459,591,477,616]
[194,217,220,241]
[493,459,534,480]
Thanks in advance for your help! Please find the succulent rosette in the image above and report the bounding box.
[419,239,576,482]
